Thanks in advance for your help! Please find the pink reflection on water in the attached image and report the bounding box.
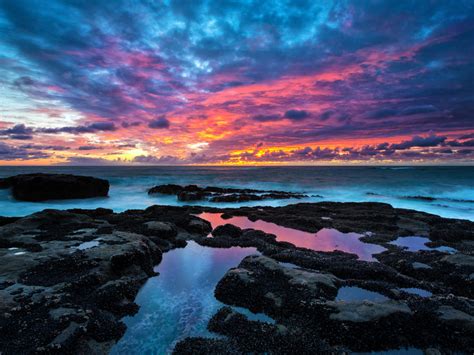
[199,212,386,262]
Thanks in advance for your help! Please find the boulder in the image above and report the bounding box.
[144,221,178,239]
[178,191,205,201]
[212,224,242,238]
[148,184,183,195]
[0,174,109,201]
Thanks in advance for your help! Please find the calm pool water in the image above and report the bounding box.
[390,236,457,253]
[335,286,390,302]
[111,241,260,354]
[399,287,432,298]
[199,212,387,261]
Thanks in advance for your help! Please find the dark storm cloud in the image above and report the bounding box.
[37,122,117,134]
[0,122,117,137]
[0,124,34,140]
[446,139,474,147]
[78,145,103,150]
[0,142,50,160]
[20,144,70,151]
[9,134,33,140]
[0,124,33,135]
[284,110,310,120]
[148,116,170,129]
[390,134,447,150]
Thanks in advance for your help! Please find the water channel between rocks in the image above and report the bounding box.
[111,241,263,354]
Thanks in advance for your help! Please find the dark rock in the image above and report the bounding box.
[19,254,98,287]
[144,221,178,239]
[148,184,183,195]
[0,174,109,201]
[215,255,340,318]
[183,184,201,192]
[212,253,474,352]
[178,191,205,201]
[147,184,307,203]
[182,216,212,235]
[0,216,20,226]
[209,193,263,202]
[201,306,336,354]
[212,224,242,238]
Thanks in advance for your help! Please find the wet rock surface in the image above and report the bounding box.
[0,174,109,201]
[0,206,210,354]
[0,202,473,354]
[148,184,307,203]
[178,202,474,354]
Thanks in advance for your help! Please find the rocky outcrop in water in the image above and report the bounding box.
[0,202,473,354]
[148,184,307,203]
[0,174,109,201]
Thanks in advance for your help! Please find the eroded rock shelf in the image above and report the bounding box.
[0,202,472,354]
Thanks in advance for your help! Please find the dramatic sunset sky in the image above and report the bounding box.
[0,0,473,165]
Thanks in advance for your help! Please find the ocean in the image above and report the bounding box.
[0,166,473,221]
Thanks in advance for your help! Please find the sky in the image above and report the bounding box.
[0,0,473,165]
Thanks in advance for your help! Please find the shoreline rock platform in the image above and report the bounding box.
[0,202,472,353]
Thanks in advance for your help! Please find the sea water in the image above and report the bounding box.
[0,166,472,220]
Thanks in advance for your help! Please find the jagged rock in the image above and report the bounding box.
[148,184,307,203]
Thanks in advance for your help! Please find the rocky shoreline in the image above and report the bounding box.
[0,202,473,354]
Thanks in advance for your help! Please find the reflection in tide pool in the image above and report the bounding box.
[199,213,386,261]
[76,241,100,250]
[390,236,457,253]
[400,288,432,298]
[111,241,259,354]
[335,286,389,302]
